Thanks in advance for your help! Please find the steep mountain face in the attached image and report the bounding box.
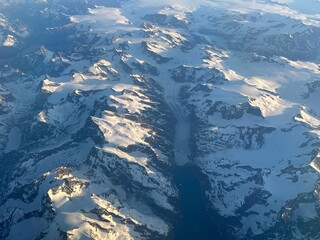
[0,0,319,239]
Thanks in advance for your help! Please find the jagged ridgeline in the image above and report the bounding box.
[0,0,320,239]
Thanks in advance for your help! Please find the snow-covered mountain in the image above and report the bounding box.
[0,0,319,239]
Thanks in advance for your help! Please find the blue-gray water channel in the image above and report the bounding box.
[167,84,228,239]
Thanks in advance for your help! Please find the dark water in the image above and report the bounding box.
[173,165,229,240]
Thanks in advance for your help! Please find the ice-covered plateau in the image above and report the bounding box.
[0,0,320,239]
